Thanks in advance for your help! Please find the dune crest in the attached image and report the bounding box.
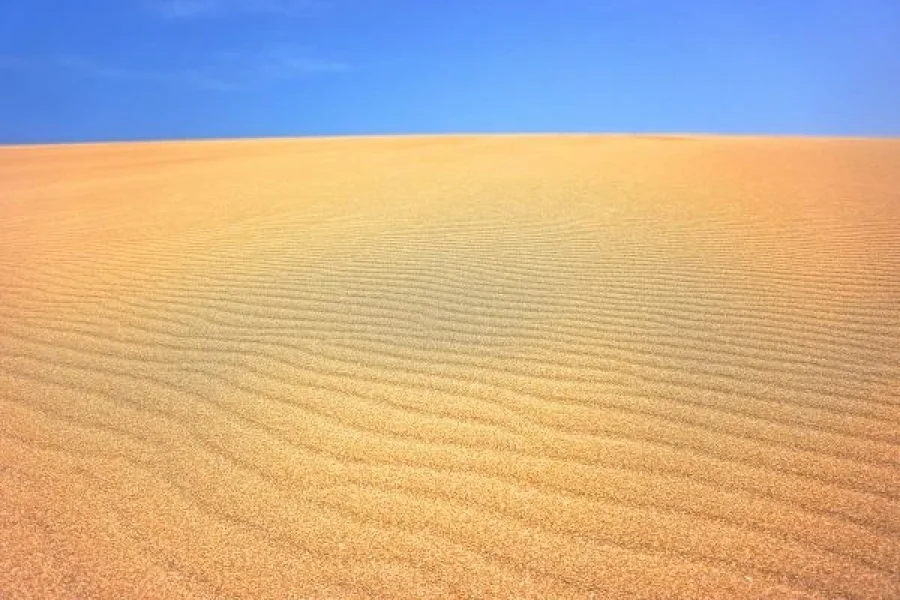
[1,135,898,598]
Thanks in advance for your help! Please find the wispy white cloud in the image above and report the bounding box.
[148,0,322,18]
[190,44,351,89]
[182,69,246,91]
[216,44,350,80]
[6,45,348,92]
[52,55,164,81]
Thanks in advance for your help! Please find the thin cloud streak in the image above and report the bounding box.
[195,44,351,88]
[53,55,164,81]
[148,0,322,18]
[3,46,349,92]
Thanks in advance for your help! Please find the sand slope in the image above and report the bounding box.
[0,135,898,598]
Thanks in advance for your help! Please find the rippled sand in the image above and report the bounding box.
[1,135,898,598]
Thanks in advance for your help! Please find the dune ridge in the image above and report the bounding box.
[1,135,898,598]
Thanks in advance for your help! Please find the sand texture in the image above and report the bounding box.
[1,135,898,598]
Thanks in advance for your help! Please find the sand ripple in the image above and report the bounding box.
[1,136,898,598]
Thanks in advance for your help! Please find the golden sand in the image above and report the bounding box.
[0,135,898,598]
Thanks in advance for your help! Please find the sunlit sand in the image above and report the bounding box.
[1,135,898,598]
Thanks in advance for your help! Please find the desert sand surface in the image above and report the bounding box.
[1,135,898,599]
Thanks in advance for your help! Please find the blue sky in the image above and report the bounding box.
[1,0,899,143]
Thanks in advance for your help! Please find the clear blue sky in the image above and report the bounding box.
[1,0,899,143]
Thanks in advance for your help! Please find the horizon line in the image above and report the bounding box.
[3,130,899,149]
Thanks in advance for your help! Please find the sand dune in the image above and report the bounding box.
[1,135,898,598]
